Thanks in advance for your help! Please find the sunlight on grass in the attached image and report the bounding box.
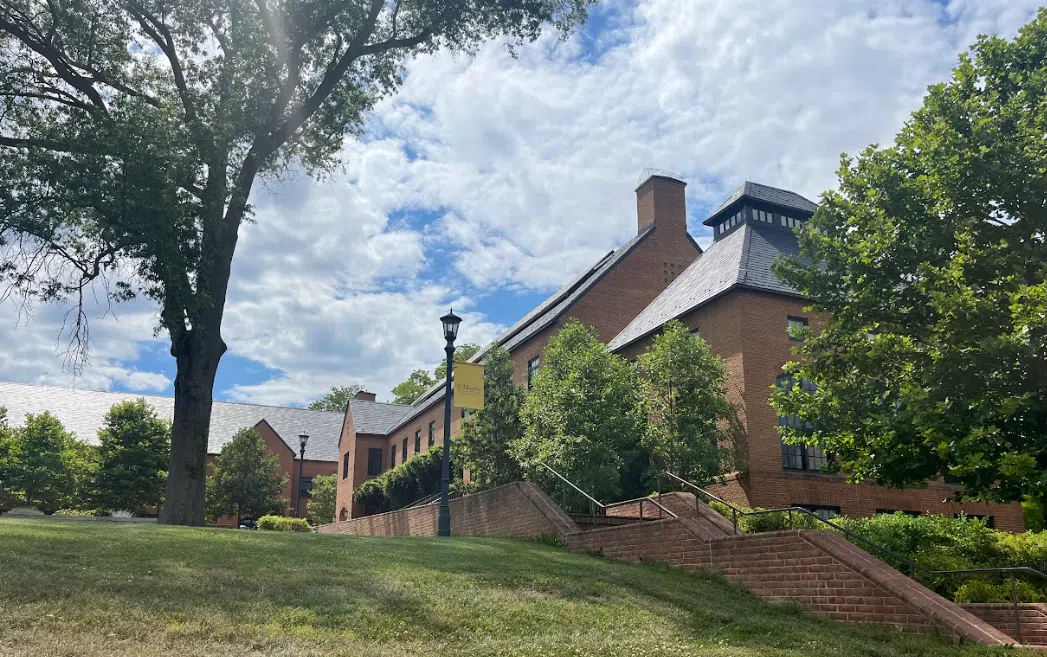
[0,519,1012,656]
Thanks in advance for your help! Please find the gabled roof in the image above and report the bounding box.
[608,222,805,351]
[384,224,665,435]
[704,181,817,226]
[0,381,345,462]
[347,399,411,435]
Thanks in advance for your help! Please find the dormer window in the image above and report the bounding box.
[781,214,799,229]
[755,209,773,223]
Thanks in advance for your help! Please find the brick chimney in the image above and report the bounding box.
[636,174,687,235]
[353,390,377,402]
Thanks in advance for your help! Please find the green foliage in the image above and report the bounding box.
[307,474,337,525]
[953,579,1040,604]
[434,343,482,381]
[52,508,106,517]
[307,385,364,412]
[353,446,444,513]
[204,428,288,523]
[455,346,525,490]
[772,10,1047,504]
[534,534,564,548]
[707,500,822,533]
[0,407,15,512]
[257,515,312,532]
[516,321,647,504]
[0,0,592,526]
[1023,496,1046,533]
[637,321,736,487]
[5,412,96,514]
[392,369,437,405]
[93,400,170,514]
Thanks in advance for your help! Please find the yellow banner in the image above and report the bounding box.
[455,362,485,410]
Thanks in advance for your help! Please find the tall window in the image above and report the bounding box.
[402,437,408,461]
[428,421,435,447]
[298,476,313,499]
[527,356,541,390]
[342,453,350,479]
[415,430,421,454]
[787,316,808,341]
[367,448,383,475]
[390,448,396,469]
[777,375,828,472]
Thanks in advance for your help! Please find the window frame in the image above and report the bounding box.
[391,447,396,469]
[402,437,408,462]
[777,374,828,473]
[298,475,314,499]
[367,448,383,476]
[428,421,435,447]
[342,452,350,479]
[527,355,541,390]
[787,316,808,341]
[414,430,421,454]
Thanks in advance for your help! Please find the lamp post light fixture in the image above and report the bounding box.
[438,308,462,537]
[294,433,309,518]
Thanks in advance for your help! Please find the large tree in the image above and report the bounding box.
[0,0,591,525]
[455,345,524,489]
[94,399,171,514]
[308,384,363,412]
[204,426,287,524]
[515,321,646,504]
[5,411,95,513]
[637,320,736,487]
[772,11,1047,504]
[307,472,336,524]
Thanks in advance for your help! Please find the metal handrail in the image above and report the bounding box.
[537,462,677,520]
[402,491,441,509]
[660,470,1047,644]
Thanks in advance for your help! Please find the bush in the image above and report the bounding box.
[352,446,444,513]
[707,500,820,532]
[52,508,106,517]
[257,515,311,532]
[954,578,1040,604]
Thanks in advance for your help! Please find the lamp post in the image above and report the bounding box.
[294,433,309,518]
[438,309,461,537]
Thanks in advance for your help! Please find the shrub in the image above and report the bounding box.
[52,508,105,517]
[257,515,311,532]
[352,446,444,513]
[954,579,1040,604]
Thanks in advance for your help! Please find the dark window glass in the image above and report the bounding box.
[391,448,396,469]
[777,375,828,472]
[787,316,808,341]
[402,438,408,461]
[342,453,350,479]
[428,422,435,447]
[795,504,840,521]
[299,476,313,498]
[367,448,383,475]
[415,430,421,454]
[527,356,541,390]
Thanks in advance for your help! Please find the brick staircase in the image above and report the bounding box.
[961,603,1047,646]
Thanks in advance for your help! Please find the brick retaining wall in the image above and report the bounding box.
[960,603,1047,646]
[316,482,577,539]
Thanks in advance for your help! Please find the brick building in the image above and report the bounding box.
[338,175,1021,531]
[607,182,1023,531]
[336,175,704,519]
[0,382,338,524]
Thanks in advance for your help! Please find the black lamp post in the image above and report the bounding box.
[294,433,308,518]
[438,308,461,537]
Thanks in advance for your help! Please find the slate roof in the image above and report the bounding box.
[347,399,411,435]
[704,181,818,225]
[607,221,805,351]
[0,381,345,462]
[385,224,663,435]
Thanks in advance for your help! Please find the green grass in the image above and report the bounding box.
[0,519,1018,657]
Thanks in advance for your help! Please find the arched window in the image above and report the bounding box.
[776,375,828,472]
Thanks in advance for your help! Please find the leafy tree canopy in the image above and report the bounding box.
[637,321,737,487]
[772,11,1047,504]
[455,346,524,490]
[94,399,171,513]
[5,411,95,514]
[516,321,646,503]
[0,0,591,525]
[307,473,337,525]
[308,384,364,412]
[205,427,287,523]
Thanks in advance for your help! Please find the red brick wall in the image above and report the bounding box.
[960,604,1047,645]
[318,481,577,539]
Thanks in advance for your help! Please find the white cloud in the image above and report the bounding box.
[0,0,1041,406]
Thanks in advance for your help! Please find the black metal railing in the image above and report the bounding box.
[658,471,1047,644]
[537,462,677,522]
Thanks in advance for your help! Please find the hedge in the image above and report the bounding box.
[707,502,1047,603]
[353,446,444,513]
[257,515,312,532]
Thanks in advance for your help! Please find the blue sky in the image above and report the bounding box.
[0,0,1042,407]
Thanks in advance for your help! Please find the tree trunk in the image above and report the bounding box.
[160,328,226,526]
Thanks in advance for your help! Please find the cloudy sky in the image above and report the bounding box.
[0,0,1041,407]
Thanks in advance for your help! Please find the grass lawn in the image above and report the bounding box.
[0,519,1018,657]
